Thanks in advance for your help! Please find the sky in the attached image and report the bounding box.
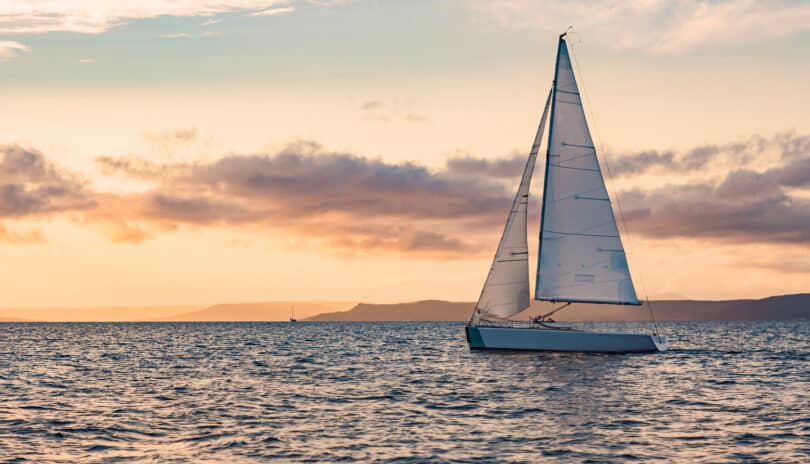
[1,0,809,309]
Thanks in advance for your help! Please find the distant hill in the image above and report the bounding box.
[306,300,473,322]
[161,301,356,322]
[306,294,810,322]
[1,295,805,322]
[0,302,355,322]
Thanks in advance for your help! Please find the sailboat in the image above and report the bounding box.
[290,305,297,323]
[465,33,667,353]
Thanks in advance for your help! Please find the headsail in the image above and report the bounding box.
[474,90,552,320]
[535,35,639,305]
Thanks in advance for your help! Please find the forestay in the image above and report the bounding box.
[535,36,639,305]
[476,90,552,318]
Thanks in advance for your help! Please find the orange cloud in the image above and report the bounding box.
[3,132,809,260]
[0,223,43,244]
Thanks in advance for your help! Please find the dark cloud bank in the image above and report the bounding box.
[0,145,95,218]
[2,132,809,255]
[613,133,810,244]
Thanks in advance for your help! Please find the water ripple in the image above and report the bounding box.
[0,321,808,462]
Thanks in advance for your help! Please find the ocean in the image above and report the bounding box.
[1,321,808,463]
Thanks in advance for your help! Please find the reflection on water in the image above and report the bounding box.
[1,321,808,462]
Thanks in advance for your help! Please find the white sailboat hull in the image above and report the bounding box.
[466,326,666,353]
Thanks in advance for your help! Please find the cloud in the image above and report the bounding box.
[145,193,254,225]
[0,1,293,34]
[94,133,810,256]
[92,140,512,255]
[647,1,810,53]
[202,18,223,26]
[775,132,810,160]
[250,6,295,16]
[0,145,95,218]
[359,100,429,124]
[145,128,198,145]
[445,153,525,179]
[315,224,476,257]
[361,100,384,111]
[404,113,428,123]
[402,230,472,253]
[0,223,43,244]
[621,157,810,244]
[0,40,28,60]
[105,221,151,244]
[95,132,809,253]
[161,33,192,39]
[162,31,223,39]
[608,150,675,177]
[736,255,810,275]
[473,0,810,53]
[154,144,510,222]
[96,156,188,181]
[140,127,205,156]
[608,133,802,178]
[78,58,95,63]
[359,100,391,122]
[5,130,809,258]
[599,132,810,245]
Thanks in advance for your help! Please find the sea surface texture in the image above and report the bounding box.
[1,321,808,463]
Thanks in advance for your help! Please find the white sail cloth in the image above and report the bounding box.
[476,90,552,318]
[535,37,639,305]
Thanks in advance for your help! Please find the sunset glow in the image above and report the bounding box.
[1,0,808,312]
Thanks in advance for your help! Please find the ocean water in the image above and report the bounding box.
[1,321,808,463]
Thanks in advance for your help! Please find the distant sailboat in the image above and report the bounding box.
[465,32,666,353]
[290,305,297,323]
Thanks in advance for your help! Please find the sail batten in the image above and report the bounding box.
[474,90,552,319]
[535,36,639,306]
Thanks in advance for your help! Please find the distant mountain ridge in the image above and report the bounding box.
[0,301,355,322]
[159,301,355,322]
[306,294,810,322]
[1,295,806,322]
[306,300,473,322]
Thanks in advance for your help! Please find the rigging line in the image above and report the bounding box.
[478,311,529,323]
[539,302,571,320]
[567,37,661,335]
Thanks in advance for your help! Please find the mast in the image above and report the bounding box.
[535,32,565,302]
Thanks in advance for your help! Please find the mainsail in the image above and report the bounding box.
[535,35,639,305]
[475,90,552,319]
